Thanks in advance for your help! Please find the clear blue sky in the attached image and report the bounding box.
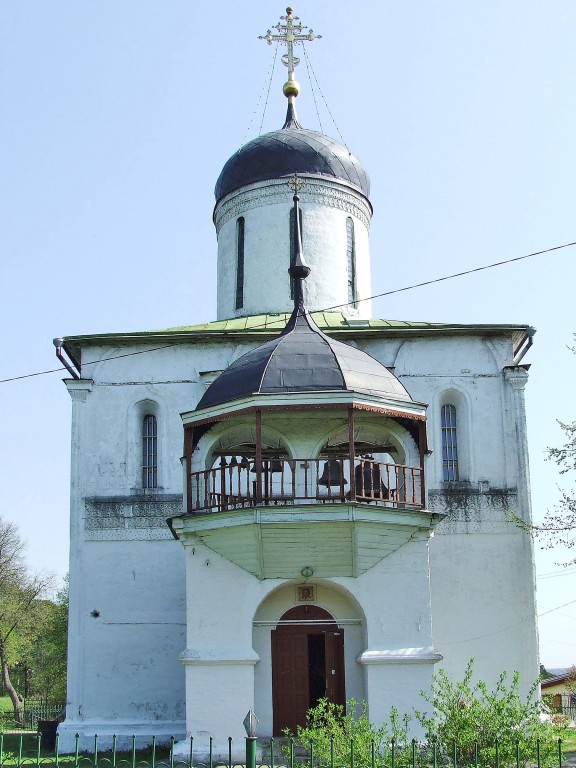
[1,1,575,670]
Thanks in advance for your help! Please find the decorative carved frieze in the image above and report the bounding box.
[84,494,183,540]
[214,178,372,232]
[428,488,519,534]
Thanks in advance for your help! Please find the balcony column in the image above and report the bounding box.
[255,409,262,502]
[348,406,356,498]
[184,426,193,513]
[418,419,427,505]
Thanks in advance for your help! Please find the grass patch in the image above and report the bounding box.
[0,734,174,765]
[561,727,576,754]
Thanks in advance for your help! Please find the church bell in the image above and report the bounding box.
[318,459,348,487]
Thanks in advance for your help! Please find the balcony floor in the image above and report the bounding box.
[171,502,444,579]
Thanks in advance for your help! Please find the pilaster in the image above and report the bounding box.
[63,379,93,724]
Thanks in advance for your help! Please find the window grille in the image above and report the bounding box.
[235,217,245,310]
[346,217,357,306]
[441,404,459,481]
[289,206,304,299]
[142,414,157,489]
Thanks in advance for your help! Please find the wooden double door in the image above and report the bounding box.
[271,606,345,735]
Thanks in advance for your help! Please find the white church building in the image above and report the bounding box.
[56,8,539,755]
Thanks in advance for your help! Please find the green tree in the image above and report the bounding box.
[28,577,68,701]
[512,341,575,564]
[0,517,54,725]
[537,416,576,563]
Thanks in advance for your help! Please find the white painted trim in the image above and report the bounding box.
[357,648,443,665]
[178,648,260,666]
[182,391,426,425]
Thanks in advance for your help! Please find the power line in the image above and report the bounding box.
[1,238,575,386]
[538,597,576,619]
[537,566,576,579]
[0,345,180,384]
[324,239,576,313]
[438,597,576,645]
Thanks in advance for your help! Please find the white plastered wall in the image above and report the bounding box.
[214,179,372,320]
[60,329,539,749]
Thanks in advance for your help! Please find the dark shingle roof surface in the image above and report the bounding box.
[215,127,370,201]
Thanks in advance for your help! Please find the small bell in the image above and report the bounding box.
[318,459,347,487]
[270,456,284,473]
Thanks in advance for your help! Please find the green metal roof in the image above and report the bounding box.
[139,311,530,335]
[61,312,533,371]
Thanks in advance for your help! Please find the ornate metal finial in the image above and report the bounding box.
[287,173,306,195]
[288,175,310,310]
[259,8,321,100]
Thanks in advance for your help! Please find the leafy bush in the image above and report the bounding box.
[283,697,412,768]
[414,659,563,766]
[283,662,566,768]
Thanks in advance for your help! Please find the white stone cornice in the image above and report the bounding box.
[503,366,529,390]
[214,177,373,232]
[65,378,93,402]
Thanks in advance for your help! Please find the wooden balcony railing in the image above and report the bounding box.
[187,457,424,515]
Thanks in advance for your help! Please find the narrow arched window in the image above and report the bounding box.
[346,217,357,306]
[441,404,459,481]
[142,414,158,489]
[289,206,304,299]
[235,217,245,310]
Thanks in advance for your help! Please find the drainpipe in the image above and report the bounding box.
[513,327,536,365]
[53,338,79,379]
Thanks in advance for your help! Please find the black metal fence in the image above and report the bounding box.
[0,701,65,731]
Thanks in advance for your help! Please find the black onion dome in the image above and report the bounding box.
[214,127,371,203]
[196,309,412,410]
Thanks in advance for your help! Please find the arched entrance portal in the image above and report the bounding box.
[271,605,345,735]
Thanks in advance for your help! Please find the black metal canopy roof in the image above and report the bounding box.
[196,306,412,410]
[214,127,371,203]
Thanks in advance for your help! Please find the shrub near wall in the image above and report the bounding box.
[286,662,564,768]
[415,661,561,766]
